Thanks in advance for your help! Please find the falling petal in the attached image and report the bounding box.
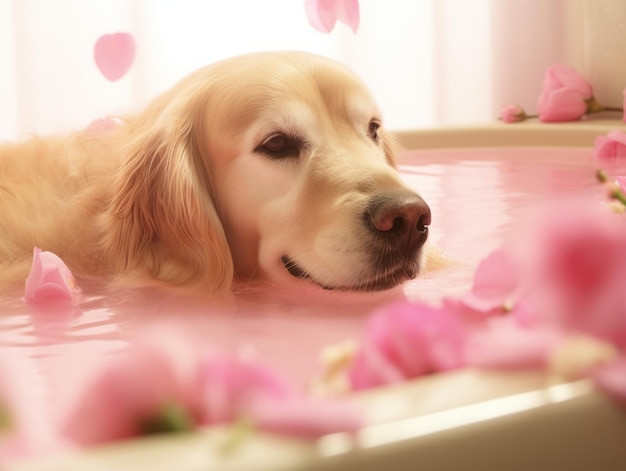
[305,0,360,33]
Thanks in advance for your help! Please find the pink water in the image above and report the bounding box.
[0,147,610,389]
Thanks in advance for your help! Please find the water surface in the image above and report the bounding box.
[0,147,606,388]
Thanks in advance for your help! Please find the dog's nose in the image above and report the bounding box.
[366,192,431,251]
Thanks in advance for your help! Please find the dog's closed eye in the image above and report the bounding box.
[255,133,308,159]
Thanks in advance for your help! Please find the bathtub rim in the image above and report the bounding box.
[393,117,625,150]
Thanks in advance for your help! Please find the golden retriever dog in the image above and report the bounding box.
[0,51,431,296]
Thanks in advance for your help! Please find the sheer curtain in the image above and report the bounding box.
[0,0,590,141]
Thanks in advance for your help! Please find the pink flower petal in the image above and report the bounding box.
[538,87,589,122]
[305,0,360,33]
[464,318,561,369]
[24,248,81,305]
[348,341,407,390]
[335,0,359,32]
[28,301,82,337]
[60,328,201,446]
[94,33,135,82]
[607,130,626,146]
[594,135,618,160]
[348,302,465,390]
[593,131,626,160]
[250,396,362,438]
[461,249,521,314]
[442,297,505,328]
[546,64,592,98]
[86,116,122,134]
[198,353,361,438]
[199,352,293,425]
[525,206,626,344]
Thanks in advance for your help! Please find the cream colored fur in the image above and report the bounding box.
[0,51,430,296]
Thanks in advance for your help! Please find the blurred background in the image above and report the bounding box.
[0,0,623,140]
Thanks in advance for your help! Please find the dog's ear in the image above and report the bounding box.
[101,97,233,294]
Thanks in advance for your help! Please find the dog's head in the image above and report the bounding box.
[104,51,430,293]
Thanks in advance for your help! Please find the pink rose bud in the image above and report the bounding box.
[593,130,626,160]
[499,104,526,123]
[537,64,593,122]
[24,248,81,305]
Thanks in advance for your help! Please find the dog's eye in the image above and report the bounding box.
[255,133,303,159]
[263,135,288,152]
[368,120,381,141]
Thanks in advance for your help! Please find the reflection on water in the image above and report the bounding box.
[0,147,607,386]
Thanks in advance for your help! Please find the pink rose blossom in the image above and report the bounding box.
[348,302,465,390]
[60,328,203,446]
[593,130,626,160]
[60,328,362,447]
[537,64,593,122]
[499,104,526,123]
[305,0,360,33]
[24,248,81,305]
[623,89,626,123]
[524,206,626,346]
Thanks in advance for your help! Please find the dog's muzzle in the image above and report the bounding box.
[280,190,431,291]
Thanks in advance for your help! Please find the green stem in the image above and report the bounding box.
[586,97,623,114]
[602,107,624,113]
[0,407,11,431]
[497,114,538,123]
[597,169,626,207]
[140,402,194,436]
[611,188,626,207]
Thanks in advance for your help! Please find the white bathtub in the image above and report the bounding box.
[10,119,626,471]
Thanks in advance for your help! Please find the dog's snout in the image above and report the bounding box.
[366,192,431,250]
